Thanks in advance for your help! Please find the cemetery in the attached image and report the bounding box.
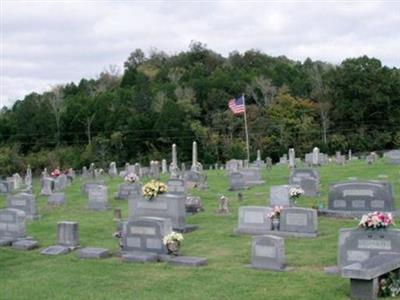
[1,155,400,299]
[2,3,400,298]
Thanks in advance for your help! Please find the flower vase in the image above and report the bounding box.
[271,218,280,231]
[166,241,180,256]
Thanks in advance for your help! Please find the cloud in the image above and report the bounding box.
[1,0,399,107]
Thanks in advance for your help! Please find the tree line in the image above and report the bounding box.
[1,42,399,175]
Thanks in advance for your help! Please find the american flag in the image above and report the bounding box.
[228,95,245,115]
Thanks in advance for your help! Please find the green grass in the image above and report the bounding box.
[1,160,400,300]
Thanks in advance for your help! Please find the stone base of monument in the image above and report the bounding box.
[246,264,293,272]
[341,253,400,300]
[0,237,16,246]
[246,180,266,186]
[12,239,39,250]
[122,251,159,263]
[168,256,208,267]
[234,228,317,238]
[318,209,400,218]
[324,265,340,275]
[41,245,71,256]
[228,185,250,191]
[77,247,110,259]
[174,224,198,233]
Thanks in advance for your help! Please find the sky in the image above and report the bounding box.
[1,0,400,107]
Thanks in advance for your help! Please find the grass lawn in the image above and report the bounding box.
[1,160,400,300]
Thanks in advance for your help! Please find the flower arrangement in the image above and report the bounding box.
[124,173,139,183]
[51,168,61,177]
[358,212,394,229]
[142,180,167,200]
[267,206,284,219]
[163,231,184,255]
[289,187,304,199]
[379,272,400,297]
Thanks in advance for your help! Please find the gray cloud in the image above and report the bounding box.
[2,0,399,107]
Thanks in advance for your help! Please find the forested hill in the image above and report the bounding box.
[1,42,400,174]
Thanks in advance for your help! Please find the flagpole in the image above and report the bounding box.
[242,93,250,161]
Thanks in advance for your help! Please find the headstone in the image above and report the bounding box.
[116,183,141,200]
[25,165,32,187]
[167,179,186,196]
[289,169,319,197]
[54,174,67,192]
[190,141,202,172]
[77,247,110,259]
[229,172,246,191]
[279,154,288,165]
[251,235,285,271]
[288,148,295,169]
[12,239,39,250]
[185,195,203,214]
[48,193,66,206]
[58,221,79,247]
[82,166,89,179]
[279,207,318,235]
[108,162,118,177]
[40,177,53,195]
[269,185,290,207]
[235,206,272,235]
[169,144,180,179]
[168,256,208,267]
[217,196,230,215]
[338,228,400,269]
[81,181,105,195]
[239,167,265,186]
[88,185,108,211]
[0,208,26,241]
[348,149,352,161]
[150,161,160,179]
[129,191,191,232]
[122,217,172,254]
[312,147,320,166]
[226,159,239,173]
[0,180,12,193]
[161,159,168,174]
[266,157,272,169]
[328,181,395,213]
[385,150,400,164]
[7,193,39,220]
[184,170,205,188]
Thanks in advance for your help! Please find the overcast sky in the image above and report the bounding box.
[1,0,400,107]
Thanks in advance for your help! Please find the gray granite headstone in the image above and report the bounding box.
[128,192,189,232]
[77,247,110,259]
[338,228,400,269]
[54,174,68,191]
[88,185,108,211]
[251,235,285,271]
[122,217,172,254]
[7,193,39,220]
[328,181,395,212]
[116,183,141,200]
[0,208,26,240]
[239,168,265,186]
[279,207,318,235]
[0,180,12,193]
[48,193,66,206]
[235,206,272,235]
[385,150,400,164]
[269,185,290,207]
[41,245,70,256]
[167,179,186,196]
[12,239,39,250]
[40,177,54,196]
[58,221,79,247]
[289,169,319,197]
[229,172,246,191]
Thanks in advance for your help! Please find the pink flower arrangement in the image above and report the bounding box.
[358,212,394,229]
[267,206,284,219]
[51,168,61,177]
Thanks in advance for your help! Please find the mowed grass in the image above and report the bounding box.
[1,160,400,300]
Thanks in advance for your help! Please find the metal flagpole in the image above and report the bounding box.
[242,93,250,161]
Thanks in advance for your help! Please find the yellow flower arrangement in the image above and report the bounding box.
[142,180,168,200]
